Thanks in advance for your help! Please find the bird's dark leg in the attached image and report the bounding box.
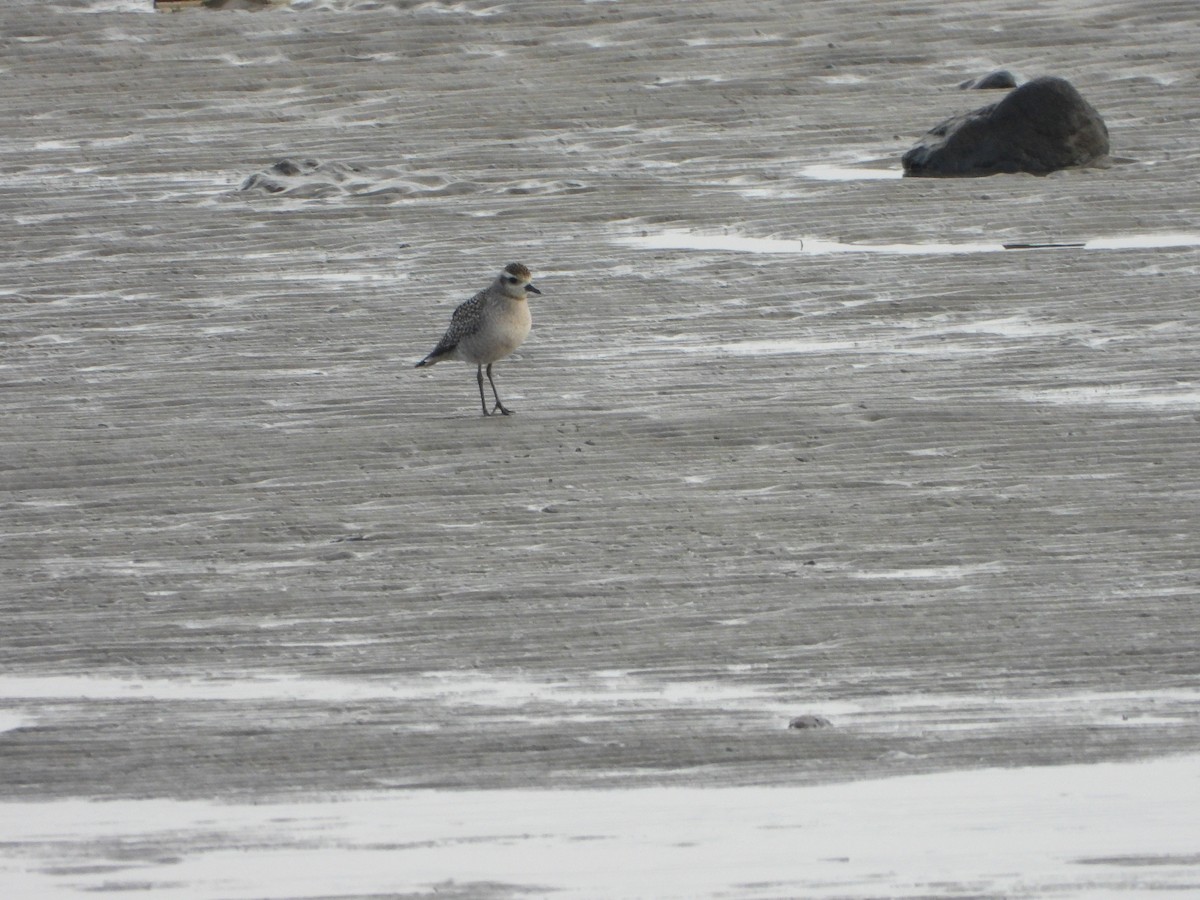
[476,365,491,416]
[486,363,512,415]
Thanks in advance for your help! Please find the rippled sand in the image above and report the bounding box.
[3,0,1199,896]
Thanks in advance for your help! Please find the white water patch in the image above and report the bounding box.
[2,754,1198,899]
[647,74,731,88]
[60,0,154,10]
[1013,384,1200,410]
[0,712,31,734]
[23,333,81,345]
[656,335,863,356]
[5,674,1196,736]
[848,562,1004,581]
[616,229,1003,256]
[0,672,782,713]
[646,322,1057,359]
[579,329,1056,361]
[217,50,292,68]
[800,163,903,180]
[859,688,1200,734]
[816,73,870,85]
[935,315,1077,337]
[1086,233,1200,250]
[615,228,1200,257]
[413,1,506,16]
[682,35,786,48]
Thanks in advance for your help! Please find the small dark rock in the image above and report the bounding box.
[788,715,833,730]
[959,69,1018,90]
[270,158,319,177]
[238,173,286,193]
[903,75,1110,177]
[239,159,330,194]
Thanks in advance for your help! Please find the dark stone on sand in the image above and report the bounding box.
[902,76,1109,177]
[270,158,319,177]
[239,173,285,192]
[959,70,1018,90]
[239,159,316,192]
[788,715,832,730]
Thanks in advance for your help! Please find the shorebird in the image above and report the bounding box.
[415,262,541,416]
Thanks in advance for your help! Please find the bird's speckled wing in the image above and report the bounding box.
[426,290,486,360]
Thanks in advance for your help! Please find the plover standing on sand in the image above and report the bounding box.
[415,262,541,416]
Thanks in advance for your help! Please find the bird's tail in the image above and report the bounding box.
[416,342,457,367]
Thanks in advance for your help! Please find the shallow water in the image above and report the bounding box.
[4,754,1198,899]
[616,227,1200,256]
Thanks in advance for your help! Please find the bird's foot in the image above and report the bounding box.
[492,402,513,416]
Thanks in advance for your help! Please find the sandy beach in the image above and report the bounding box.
[2,0,1199,896]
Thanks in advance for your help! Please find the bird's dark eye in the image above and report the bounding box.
[506,276,518,284]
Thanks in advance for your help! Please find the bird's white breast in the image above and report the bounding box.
[458,296,531,365]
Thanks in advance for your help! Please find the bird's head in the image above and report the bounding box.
[500,262,541,298]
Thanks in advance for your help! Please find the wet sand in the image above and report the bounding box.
[3,0,1199,895]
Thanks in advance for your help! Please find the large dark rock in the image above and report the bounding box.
[787,715,832,730]
[959,69,1018,90]
[902,76,1109,177]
